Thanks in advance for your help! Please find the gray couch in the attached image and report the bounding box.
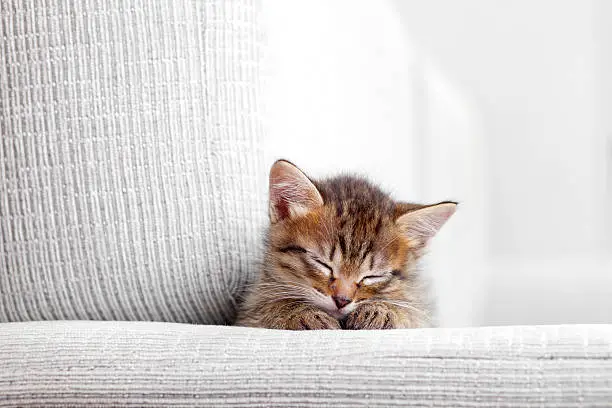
[1,1,611,406]
[1,321,610,407]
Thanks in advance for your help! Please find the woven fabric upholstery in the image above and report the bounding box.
[0,321,611,407]
[0,0,266,324]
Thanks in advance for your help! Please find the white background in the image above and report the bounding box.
[262,0,611,327]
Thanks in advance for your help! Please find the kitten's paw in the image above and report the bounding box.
[344,303,398,330]
[284,309,341,330]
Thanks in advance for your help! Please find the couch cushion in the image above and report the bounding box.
[0,0,266,324]
[0,321,610,407]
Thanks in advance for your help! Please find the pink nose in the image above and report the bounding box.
[332,295,351,309]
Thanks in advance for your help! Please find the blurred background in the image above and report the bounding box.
[261,0,611,327]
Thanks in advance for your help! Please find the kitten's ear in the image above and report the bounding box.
[395,201,457,248]
[269,160,324,223]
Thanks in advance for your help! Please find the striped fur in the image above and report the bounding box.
[236,161,456,330]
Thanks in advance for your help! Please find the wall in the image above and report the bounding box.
[395,0,611,325]
[262,0,611,326]
[262,1,418,196]
[395,0,607,257]
[596,0,612,249]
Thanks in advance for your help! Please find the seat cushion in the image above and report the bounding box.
[0,0,266,324]
[0,321,610,407]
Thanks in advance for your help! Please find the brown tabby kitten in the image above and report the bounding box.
[236,160,456,330]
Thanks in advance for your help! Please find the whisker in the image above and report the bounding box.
[242,278,333,311]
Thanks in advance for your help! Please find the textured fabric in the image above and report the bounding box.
[0,321,611,407]
[0,0,266,324]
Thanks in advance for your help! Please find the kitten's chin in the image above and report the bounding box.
[324,303,356,319]
[313,297,356,319]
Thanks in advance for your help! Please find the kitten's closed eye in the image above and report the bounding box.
[360,275,389,286]
[313,259,333,276]
[279,245,307,254]
[280,245,333,277]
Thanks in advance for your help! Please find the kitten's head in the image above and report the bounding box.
[264,160,456,321]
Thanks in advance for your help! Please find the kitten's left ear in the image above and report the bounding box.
[395,201,457,248]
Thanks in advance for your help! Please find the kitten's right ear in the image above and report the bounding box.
[269,160,324,223]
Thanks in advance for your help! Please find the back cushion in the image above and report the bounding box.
[0,0,266,324]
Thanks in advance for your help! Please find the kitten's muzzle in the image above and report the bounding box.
[330,279,355,310]
[332,295,351,309]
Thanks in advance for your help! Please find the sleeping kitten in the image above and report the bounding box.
[236,160,456,330]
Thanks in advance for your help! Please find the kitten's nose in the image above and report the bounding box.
[332,295,351,309]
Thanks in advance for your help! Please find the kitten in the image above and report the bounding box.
[236,160,456,330]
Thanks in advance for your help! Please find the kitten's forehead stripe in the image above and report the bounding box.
[360,241,374,264]
[374,218,383,235]
[329,243,336,261]
[336,202,344,218]
[338,234,347,257]
[313,176,400,266]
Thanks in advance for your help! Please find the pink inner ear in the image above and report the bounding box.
[268,161,324,222]
[395,202,457,243]
[271,188,291,220]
